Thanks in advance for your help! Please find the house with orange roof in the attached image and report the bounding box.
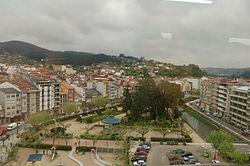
[60,82,75,107]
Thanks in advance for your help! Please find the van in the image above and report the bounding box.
[7,123,18,130]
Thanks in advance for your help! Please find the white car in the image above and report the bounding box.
[188,156,195,160]
[17,122,24,126]
[7,123,18,130]
[133,160,146,166]
[212,160,220,164]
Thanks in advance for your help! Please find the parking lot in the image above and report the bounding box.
[147,144,219,166]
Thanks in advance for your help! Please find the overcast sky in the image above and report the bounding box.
[0,0,250,68]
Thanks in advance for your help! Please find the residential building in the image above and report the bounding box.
[216,81,237,120]
[229,86,250,130]
[0,88,21,123]
[60,82,75,107]
[200,78,219,113]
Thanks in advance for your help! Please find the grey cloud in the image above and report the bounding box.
[0,0,250,67]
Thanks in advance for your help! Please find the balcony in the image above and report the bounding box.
[218,94,227,99]
[230,105,247,113]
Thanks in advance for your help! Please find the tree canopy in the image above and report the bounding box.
[124,77,184,121]
[207,130,233,150]
[26,112,52,130]
[89,97,110,108]
[62,102,78,115]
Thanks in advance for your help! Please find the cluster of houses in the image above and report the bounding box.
[0,59,205,125]
[200,77,250,130]
[0,63,137,124]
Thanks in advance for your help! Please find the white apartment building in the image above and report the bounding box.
[0,88,22,123]
[229,86,250,130]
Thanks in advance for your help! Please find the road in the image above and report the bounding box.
[0,124,29,164]
[187,100,250,143]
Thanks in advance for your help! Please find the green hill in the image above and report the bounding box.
[0,41,139,65]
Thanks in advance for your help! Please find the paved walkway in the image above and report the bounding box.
[68,146,84,166]
[43,138,118,148]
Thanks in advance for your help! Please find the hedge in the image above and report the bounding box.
[18,143,72,151]
[151,136,192,143]
[76,146,95,152]
[127,137,146,141]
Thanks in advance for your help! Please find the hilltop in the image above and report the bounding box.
[0,41,140,65]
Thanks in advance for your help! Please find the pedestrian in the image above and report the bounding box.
[43,150,45,155]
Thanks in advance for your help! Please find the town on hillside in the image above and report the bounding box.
[0,53,249,166]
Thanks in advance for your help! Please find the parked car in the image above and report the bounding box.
[183,156,189,161]
[7,123,18,130]
[134,151,148,155]
[131,155,147,162]
[139,144,151,150]
[140,142,151,148]
[169,158,184,165]
[182,151,193,157]
[133,160,146,166]
[188,156,195,160]
[211,160,220,164]
[173,149,185,154]
[241,131,249,136]
[136,147,149,153]
[17,121,24,126]
[0,127,8,136]
[212,113,218,117]
[206,112,211,116]
[189,158,199,164]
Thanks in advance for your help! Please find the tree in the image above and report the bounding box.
[56,122,72,146]
[157,128,171,138]
[90,97,110,108]
[207,130,233,150]
[229,151,249,164]
[26,112,52,130]
[122,88,132,115]
[218,141,235,158]
[18,130,43,152]
[136,127,149,138]
[115,129,132,166]
[62,102,78,115]
[127,77,184,121]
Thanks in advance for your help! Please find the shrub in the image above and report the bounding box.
[127,137,146,141]
[76,146,95,152]
[151,136,192,143]
[76,116,82,122]
[86,118,93,123]
[18,143,72,151]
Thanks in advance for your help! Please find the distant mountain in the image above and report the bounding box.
[0,41,140,65]
[202,67,250,77]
